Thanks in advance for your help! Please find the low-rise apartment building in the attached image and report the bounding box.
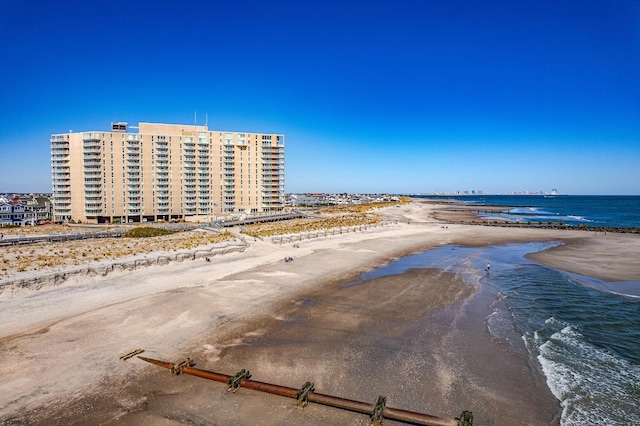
[51,122,285,223]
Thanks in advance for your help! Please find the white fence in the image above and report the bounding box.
[270,221,392,244]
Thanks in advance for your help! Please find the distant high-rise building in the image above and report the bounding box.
[50,122,285,223]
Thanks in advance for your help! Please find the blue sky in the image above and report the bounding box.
[1,0,638,195]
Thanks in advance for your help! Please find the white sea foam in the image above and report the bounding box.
[509,207,546,215]
[537,325,640,425]
[566,215,592,222]
[485,309,514,343]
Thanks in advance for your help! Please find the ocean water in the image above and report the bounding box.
[420,195,640,228]
[345,243,640,425]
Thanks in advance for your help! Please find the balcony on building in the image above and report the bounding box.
[54,189,71,196]
[51,146,70,155]
[84,151,101,158]
[83,135,101,151]
[83,144,101,154]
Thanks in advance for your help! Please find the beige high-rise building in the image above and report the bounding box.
[50,122,285,224]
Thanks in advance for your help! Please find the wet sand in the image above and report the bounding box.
[17,268,558,425]
[526,234,640,282]
[1,201,639,425]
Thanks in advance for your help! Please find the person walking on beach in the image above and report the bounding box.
[486,263,491,272]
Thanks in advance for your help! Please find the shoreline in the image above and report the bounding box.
[1,201,639,424]
[428,202,640,234]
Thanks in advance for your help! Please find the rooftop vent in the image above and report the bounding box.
[111,122,128,132]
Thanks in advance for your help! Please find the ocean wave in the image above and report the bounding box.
[537,325,640,425]
[566,215,593,222]
[480,212,597,225]
[567,275,640,299]
[485,309,516,344]
[508,207,552,215]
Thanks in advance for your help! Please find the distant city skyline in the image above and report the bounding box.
[1,0,639,195]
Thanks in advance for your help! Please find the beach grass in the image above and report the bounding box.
[241,215,383,238]
[239,201,402,238]
[0,230,235,279]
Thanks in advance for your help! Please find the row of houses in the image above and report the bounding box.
[287,193,400,207]
[0,194,52,227]
[1,192,400,227]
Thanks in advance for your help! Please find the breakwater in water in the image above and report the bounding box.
[448,218,640,234]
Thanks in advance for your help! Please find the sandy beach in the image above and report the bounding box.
[1,200,639,425]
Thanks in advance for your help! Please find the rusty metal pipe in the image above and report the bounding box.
[137,356,460,426]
